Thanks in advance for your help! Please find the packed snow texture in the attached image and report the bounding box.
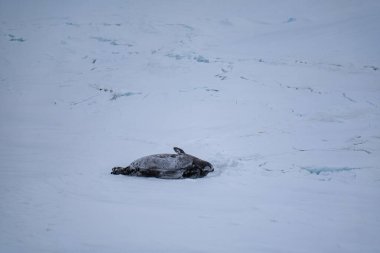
[1,0,380,252]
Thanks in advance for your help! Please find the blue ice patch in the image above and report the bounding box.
[194,55,209,63]
[285,17,297,23]
[166,53,187,60]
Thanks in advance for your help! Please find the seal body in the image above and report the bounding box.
[111,147,214,179]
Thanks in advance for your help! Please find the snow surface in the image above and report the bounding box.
[1,0,380,252]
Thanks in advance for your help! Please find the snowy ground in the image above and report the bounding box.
[1,0,380,252]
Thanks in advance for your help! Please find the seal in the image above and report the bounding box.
[111,147,214,179]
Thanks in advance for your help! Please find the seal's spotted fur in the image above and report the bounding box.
[111,147,214,179]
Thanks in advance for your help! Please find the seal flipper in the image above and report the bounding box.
[173,147,185,154]
[111,166,126,175]
[182,167,201,178]
[111,166,137,175]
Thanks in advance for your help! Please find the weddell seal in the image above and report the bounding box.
[111,147,214,179]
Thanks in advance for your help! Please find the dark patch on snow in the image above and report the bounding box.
[166,52,209,63]
[205,88,219,92]
[110,92,142,101]
[367,101,379,108]
[329,63,343,67]
[220,19,233,26]
[342,93,356,103]
[91,36,112,42]
[103,23,122,27]
[291,109,304,117]
[284,17,297,23]
[345,148,371,154]
[258,162,267,167]
[65,22,80,27]
[71,95,100,106]
[302,166,360,175]
[364,65,378,71]
[295,60,308,64]
[166,53,186,60]
[91,36,119,46]
[180,86,219,94]
[166,23,194,31]
[90,85,143,101]
[90,84,114,93]
[215,74,227,80]
[194,55,209,63]
[8,34,25,42]
[215,65,233,80]
[278,82,322,94]
[98,88,113,93]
